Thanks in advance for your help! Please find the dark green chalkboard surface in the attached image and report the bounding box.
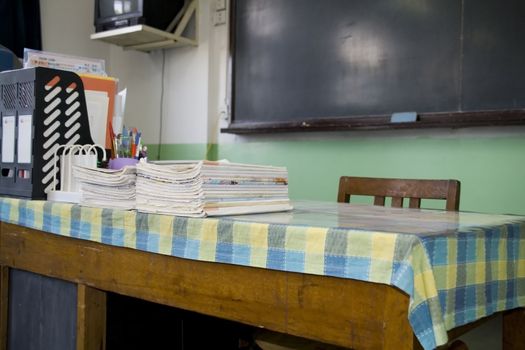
[225,0,525,133]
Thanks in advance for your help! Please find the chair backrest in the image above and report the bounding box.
[337,176,461,211]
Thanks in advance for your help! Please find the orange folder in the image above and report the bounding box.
[79,74,118,150]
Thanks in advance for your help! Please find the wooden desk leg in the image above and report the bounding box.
[413,334,424,350]
[0,266,8,350]
[77,284,106,350]
[503,308,525,350]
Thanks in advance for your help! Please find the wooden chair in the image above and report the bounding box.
[337,176,461,211]
[338,176,464,349]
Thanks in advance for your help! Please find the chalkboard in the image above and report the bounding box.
[225,0,525,133]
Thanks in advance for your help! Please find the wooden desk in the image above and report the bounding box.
[0,222,414,349]
[0,199,524,349]
[0,223,524,350]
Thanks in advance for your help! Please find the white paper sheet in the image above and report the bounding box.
[85,90,109,146]
[17,115,33,164]
[2,116,15,163]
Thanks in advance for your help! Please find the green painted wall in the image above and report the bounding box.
[147,144,218,162]
[151,134,525,215]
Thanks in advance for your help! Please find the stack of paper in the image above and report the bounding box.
[73,165,137,210]
[136,161,293,217]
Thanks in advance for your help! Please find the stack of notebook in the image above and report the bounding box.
[135,161,292,217]
[73,165,137,210]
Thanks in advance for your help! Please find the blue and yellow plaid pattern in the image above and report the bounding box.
[1,198,524,350]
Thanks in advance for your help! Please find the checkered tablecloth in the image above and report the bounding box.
[1,198,524,350]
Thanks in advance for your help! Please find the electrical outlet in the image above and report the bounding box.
[214,10,227,26]
[215,0,226,11]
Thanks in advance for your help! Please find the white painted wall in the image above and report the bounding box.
[106,46,163,145]
[40,0,110,64]
[40,0,218,146]
[162,0,211,145]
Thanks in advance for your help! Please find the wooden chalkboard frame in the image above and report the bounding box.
[222,110,525,134]
[222,0,525,134]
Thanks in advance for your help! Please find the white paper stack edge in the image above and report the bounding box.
[73,165,137,210]
[135,160,293,217]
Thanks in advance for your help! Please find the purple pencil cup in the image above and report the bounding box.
[108,157,139,170]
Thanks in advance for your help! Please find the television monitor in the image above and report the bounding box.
[94,0,184,32]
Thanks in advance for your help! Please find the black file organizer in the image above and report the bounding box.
[0,67,94,199]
